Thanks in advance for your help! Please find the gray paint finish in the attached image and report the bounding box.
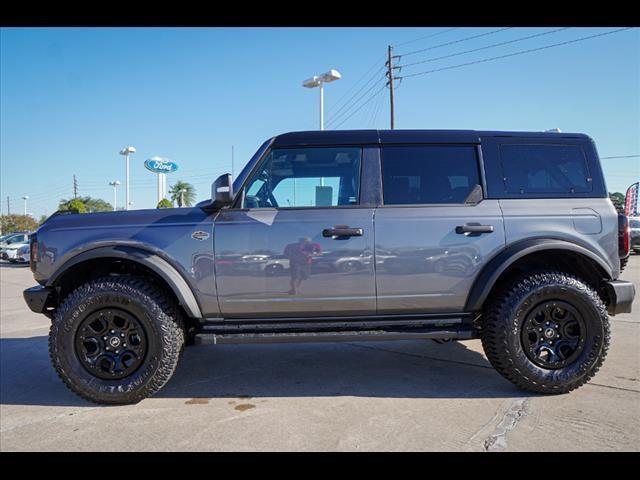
[213,208,376,318]
[374,200,505,313]
[36,207,220,317]
[498,198,620,279]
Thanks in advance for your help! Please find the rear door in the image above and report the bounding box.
[374,144,505,313]
[214,145,376,318]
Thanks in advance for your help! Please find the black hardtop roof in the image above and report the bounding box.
[272,129,590,147]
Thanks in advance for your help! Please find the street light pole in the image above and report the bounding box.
[319,82,324,130]
[303,69,341,131]
[109,181,121,211]
[22,196,28,216]
[119,146,136,210]
[303,69,341,188]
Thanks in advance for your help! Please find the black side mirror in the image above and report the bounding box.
[211,174,234,208]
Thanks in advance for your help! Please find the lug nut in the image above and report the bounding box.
[120,333,125,337]
[110,330,115,334]
[123,344,127,347]
[103,336,107,340]
[115,350,119,354]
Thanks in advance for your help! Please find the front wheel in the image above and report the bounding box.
[49,276,185,405]
[481,271,610,394]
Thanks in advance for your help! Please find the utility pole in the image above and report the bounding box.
[386,45,396,130]
[231,145,235,178]
[73,175,78,199]
[6,196,10,215]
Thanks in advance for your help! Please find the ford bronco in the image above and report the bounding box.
[24,130,635,404]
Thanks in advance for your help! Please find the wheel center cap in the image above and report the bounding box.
[109,337,121,348]
[544,327,555,339]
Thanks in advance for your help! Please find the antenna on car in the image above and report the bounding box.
[545,128,562,133]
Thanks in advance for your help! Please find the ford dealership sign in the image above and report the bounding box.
[144,157,178,174]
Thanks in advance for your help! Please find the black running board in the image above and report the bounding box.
[194,328,474,345]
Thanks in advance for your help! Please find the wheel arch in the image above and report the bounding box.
[47,245,203,319]
[465,238,613,312]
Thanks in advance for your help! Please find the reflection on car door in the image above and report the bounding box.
[214,146,376,319]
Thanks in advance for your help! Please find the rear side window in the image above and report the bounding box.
[500,144,592,194]
[381,145,480,205]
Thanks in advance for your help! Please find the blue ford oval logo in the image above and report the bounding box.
[144,157,179,174]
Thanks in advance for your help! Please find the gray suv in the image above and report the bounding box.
[24,130,635,404]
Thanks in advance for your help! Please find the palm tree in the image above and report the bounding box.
[168,181,196,207]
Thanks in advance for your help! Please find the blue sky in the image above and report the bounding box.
[1,27,638,218]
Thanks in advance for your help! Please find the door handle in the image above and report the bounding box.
[323,227,364,238]
[455,224,494,234]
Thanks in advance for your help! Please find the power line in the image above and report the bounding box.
[399,27,570,69]
[332,86,386,129]
[601,154,640,159]
[394,27,460,48]
[325,72,386,128]
[397,27,513,58]
[325,66,386,126]
[400,27,634,79]
[327,54,385,116]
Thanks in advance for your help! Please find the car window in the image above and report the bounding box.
[500,144,592,194]
[381,145,480,205]
[6,235,25,244]
[240,147,362,208]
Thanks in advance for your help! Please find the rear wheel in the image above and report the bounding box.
[481,271,609,394]
[49,276,184,405]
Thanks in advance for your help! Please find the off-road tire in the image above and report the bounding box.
[49,276,185,405]
[481,271,610,394]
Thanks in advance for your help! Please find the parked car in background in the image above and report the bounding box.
[14,243,30,264]
[0,232,29,249]
[630,217,640,254]
[1,232,30,262]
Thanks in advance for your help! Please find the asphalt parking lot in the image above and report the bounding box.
[1,257,638,451]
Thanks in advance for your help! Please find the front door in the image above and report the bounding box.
[375,144,506,314]
[214,145,376,319]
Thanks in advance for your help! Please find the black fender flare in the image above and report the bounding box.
[464,238,613,312]
[47,245,203,319]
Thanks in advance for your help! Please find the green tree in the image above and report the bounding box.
[0,214,39,233]
[58,198,88,213]
[609,192,625,214]
[168,181,196,207]
[157,198,174,209]
[38,214,49,225]
[59,196,112,213]
[82,196,113,212]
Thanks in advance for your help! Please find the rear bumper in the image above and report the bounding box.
[604,280,635,315]
[23,285,53,315]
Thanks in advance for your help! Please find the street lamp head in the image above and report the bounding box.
[302,76,321,88]
[119,146,136,155]
[320,69,341,83]
[302,69,342,88]
[109,180,121,187]
[22,195,29,200]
